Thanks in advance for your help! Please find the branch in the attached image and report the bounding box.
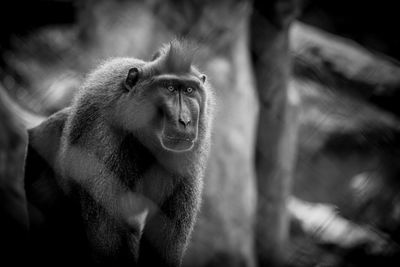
[291,22,400,116]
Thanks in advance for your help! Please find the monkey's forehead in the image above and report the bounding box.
[151,74,203,84]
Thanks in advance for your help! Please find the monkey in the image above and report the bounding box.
[24,40,214,266]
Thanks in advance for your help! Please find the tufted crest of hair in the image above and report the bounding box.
[152,39,197,74]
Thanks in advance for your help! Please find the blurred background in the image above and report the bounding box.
[1,0,400,266]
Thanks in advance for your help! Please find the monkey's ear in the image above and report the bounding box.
[151,51,161,61]
[125,67,140,91]
[200,74,207,84]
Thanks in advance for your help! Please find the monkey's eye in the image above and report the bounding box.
[167,85,175,92]
[185,87,193,94]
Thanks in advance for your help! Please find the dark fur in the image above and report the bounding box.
[24,41,214,266]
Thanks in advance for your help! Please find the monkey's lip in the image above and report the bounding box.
[159,134,196,152]
[163,134,195,142]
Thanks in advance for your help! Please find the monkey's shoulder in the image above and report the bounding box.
[25,107,71,191]
[24,108,74,224]
[27,107,71,165]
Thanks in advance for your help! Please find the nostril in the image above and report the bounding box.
[179,118,191,127]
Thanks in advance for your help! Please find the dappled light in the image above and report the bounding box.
[1,1,400,267]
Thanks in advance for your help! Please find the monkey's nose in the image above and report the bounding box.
[179,117,191,127]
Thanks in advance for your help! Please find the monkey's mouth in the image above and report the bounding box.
[159,134,196,153]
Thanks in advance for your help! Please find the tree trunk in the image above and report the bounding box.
[251,1,301,266]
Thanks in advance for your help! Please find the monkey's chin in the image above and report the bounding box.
[159,135,195,153]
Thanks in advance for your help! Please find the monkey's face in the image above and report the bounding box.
[155,74,201,153]
[122,69,207,154]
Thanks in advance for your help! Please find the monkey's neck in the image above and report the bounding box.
[74,121,196,199]
[113,134,156,186]
[112,134,188,204]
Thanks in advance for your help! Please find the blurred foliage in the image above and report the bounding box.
[1,0,400,266]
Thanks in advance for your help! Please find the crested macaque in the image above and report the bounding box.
[24,40,214,266]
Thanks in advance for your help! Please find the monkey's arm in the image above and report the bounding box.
[24,108,71,225]
[138,181,200,267]
[24,108,89,264]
